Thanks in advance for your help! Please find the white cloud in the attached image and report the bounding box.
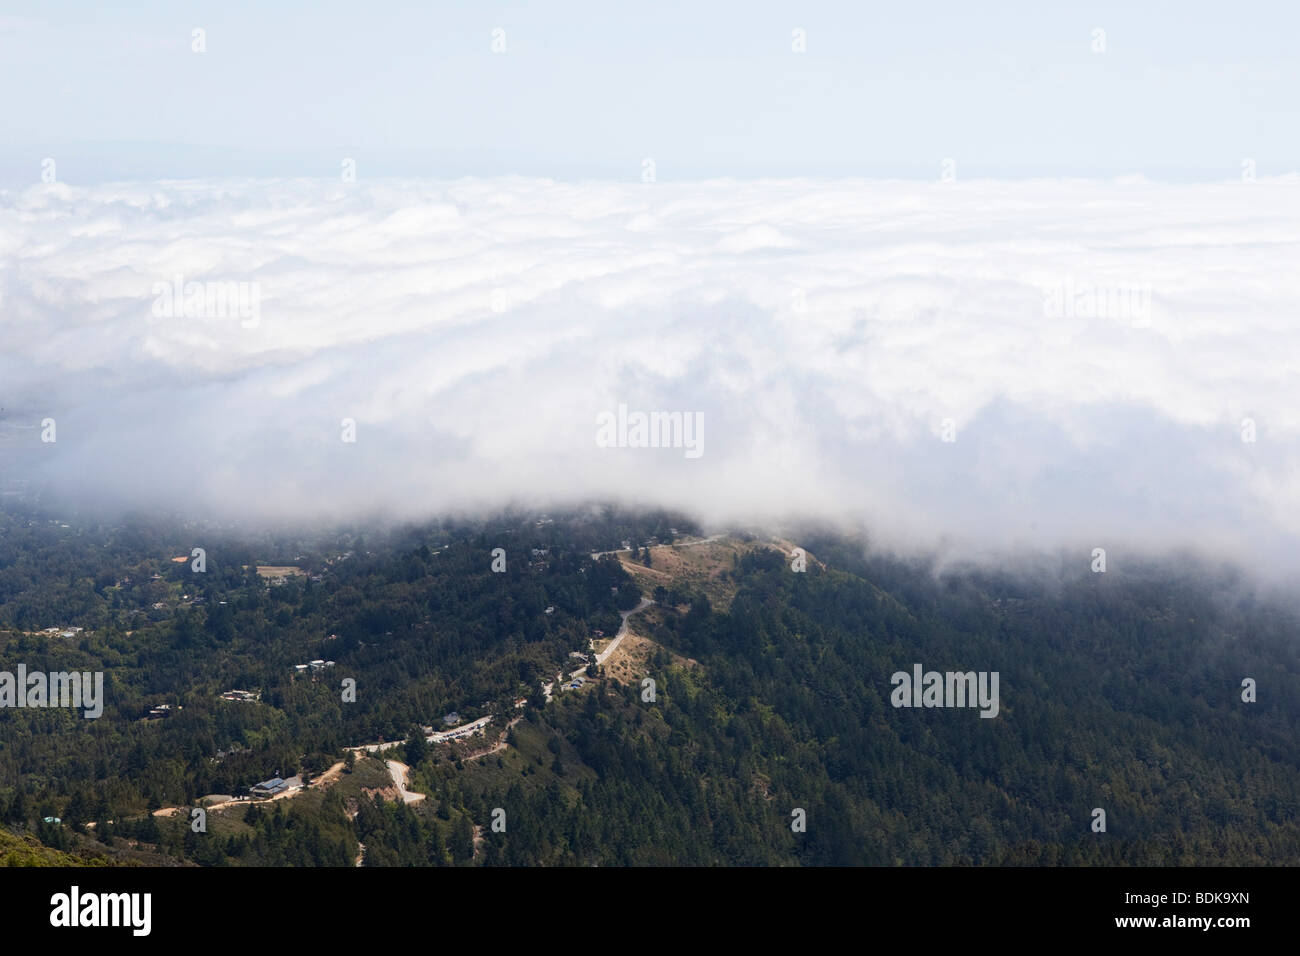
[2,176,1298,576]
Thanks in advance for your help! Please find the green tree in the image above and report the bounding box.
[405,727,429,767]
[451,815,475,864]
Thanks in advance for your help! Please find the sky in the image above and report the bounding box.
[1,4,1298,579]
[0,1,1298,183]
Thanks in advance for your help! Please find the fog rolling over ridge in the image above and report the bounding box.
[2,176,1298,579]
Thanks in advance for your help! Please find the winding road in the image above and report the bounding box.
[596,596,654,665]
[563,596,654,684]
[384,759,425,803]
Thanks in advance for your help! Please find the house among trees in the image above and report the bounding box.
[250,777,291,799]
[294,660,337,675]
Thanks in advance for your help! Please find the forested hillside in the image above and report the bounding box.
[1,504,1296,865]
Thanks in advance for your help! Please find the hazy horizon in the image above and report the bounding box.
[4,2,1299,583]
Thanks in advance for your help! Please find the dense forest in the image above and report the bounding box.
[0,501,1296,865]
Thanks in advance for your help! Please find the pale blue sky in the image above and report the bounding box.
[1,0,1297,183]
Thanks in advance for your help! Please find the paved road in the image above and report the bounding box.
[428,716,492,743]
[562,596,655,685]
[385,759,425,804]
[590,534,723,560]
[350,716,491,755]
[596,597,654,665]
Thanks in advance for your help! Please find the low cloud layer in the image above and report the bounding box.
[2,177,1298,576]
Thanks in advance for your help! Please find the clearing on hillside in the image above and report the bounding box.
[255,565,306,580]
[613,534,807,611]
